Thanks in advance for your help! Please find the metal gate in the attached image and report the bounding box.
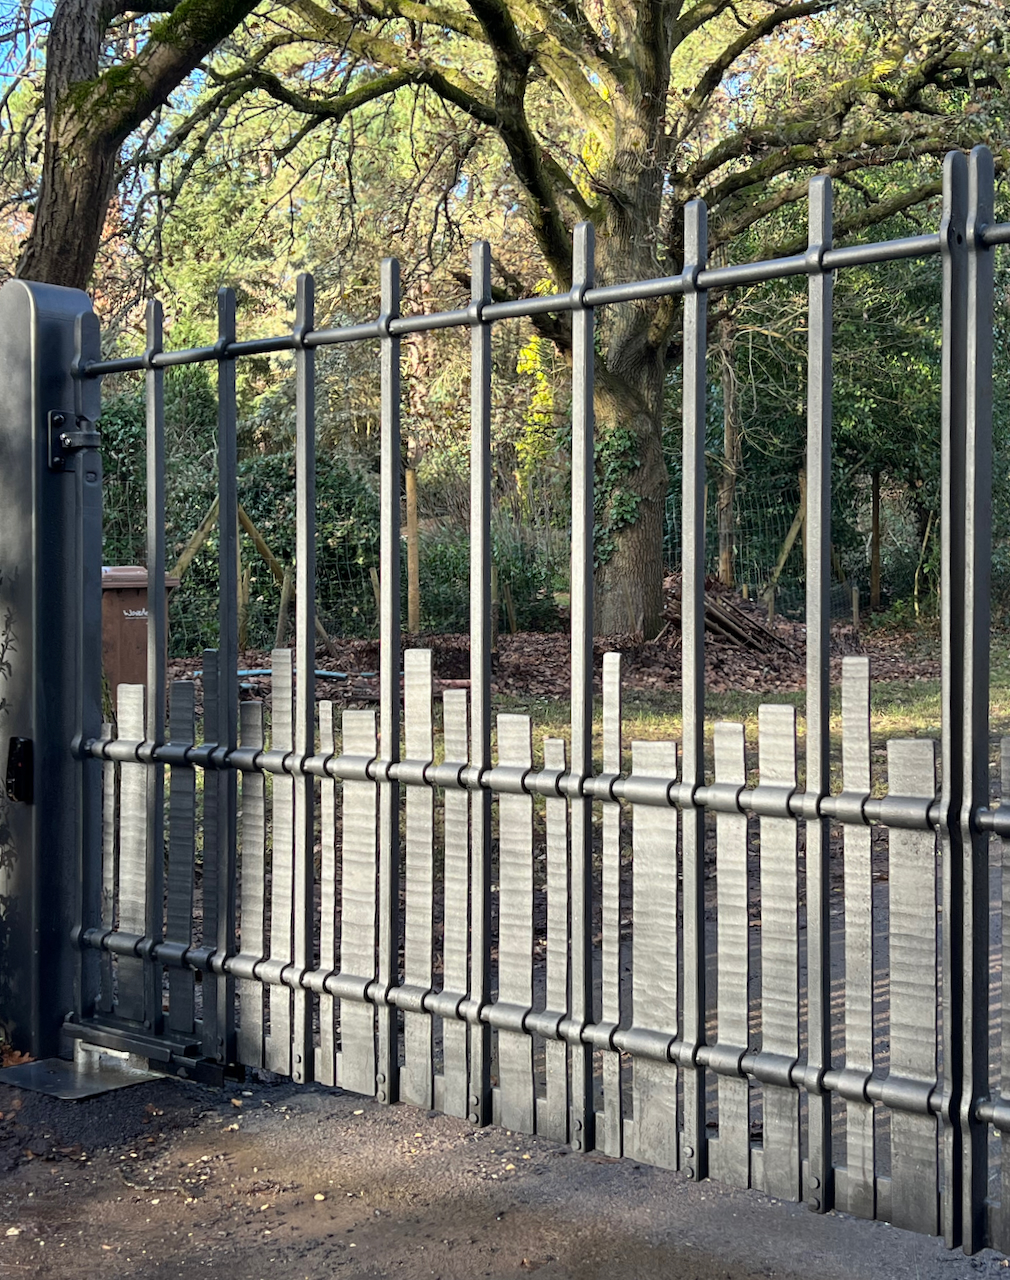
[1,145,1009,1255]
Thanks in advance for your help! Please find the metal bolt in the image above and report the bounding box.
[468,1112,479,1124]
[682,1145,694,1160]
[809,1176,820,1191]
[294,1053,301,1065]
[376,1090,386,1103]
[809,1197,821,1213]
[572,1138,582,1151]
[52,414,64,426]
[572,1119,582,1132]
[685,1166,695,1180]
[376,1073,385,1085]
[470,1094,480,1107]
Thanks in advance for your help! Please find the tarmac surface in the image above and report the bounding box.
[0,1073,1007,1279]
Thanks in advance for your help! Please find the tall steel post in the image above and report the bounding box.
[0,280,103,1059]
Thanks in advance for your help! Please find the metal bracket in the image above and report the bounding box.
[48,410,99,471]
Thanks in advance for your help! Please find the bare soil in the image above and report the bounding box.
[167,621,938,713]
[0,1074,1003,1280]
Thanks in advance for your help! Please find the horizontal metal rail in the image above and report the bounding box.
[82,732,987,830]
[74,920,993,1127]
[78,226,984,380]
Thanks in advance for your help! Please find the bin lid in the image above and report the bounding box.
[102,566,181,590]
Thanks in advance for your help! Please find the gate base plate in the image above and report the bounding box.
[0,1052,162,1100]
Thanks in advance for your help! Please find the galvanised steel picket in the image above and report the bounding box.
[2,144,1010,1255]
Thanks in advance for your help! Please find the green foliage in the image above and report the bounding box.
[417,516,564,634]
[99,376,381,652]
[592,424,642,569]
[101,365,218,569]
[171,444,381,651]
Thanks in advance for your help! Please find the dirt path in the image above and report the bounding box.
[0,1074,1002,1280]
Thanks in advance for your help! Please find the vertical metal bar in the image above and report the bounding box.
[441,690,470,1118]
[542,736,569,1142]
[569,221,595,1155]
[292,273,316,1086]
[1000,736,1010,1251]
[599,653,623,1156]
[200,650,219,1058]
[339,709,378,1095]
[74,307,104,1033]
[0,281,101,1055]
[267,648,293,1075]
[377,257,401,1104]
[959,145,995,1254]
[144,298,167,1036]
[99,721,116,1015]
[887,737,940,1236]
[236,699,265,1066]
[213,287,239,1065]
[938,147,969,1250]
[839,657,875,1219]
[166,682,197,1038]
[402,648,434,1108]
[711,721,749,1188]
[804,174,833,1211]
[680,198,708,1179]
[757,703,801,1202]
[496,712,535,1132]
[469,241,493,1126]
[317,701,337,1086]
[630,738,679,1169]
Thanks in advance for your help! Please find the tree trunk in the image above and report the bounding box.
[19,132,119,290]
[17,0,111,288]
[589,119,671,639]
[717,318,740,587]
[590,337,669,638]
[16,0,258,288]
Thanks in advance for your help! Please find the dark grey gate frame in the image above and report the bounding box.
[0,144,1008,1255]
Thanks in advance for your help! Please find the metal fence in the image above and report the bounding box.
[1,145,1009,1257]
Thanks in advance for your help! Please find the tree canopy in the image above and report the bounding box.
[1,0,1006,632]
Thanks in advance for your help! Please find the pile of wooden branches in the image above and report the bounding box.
[662,574,798,655]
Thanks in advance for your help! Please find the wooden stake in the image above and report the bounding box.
[171,496,220,580]
[173,498,341,658]
[763,500,804,608]
[870,469,881,610]
[237,530,249,652]
[275,566,293,647]
[503,580,518,635]
[238,503,339,659]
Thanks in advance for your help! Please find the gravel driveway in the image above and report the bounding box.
[0,1074,1006,1279]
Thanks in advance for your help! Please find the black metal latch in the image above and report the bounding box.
[5,737,33,803]
[48,411,100,471]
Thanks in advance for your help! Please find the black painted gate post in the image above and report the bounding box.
[0,280,103,1059]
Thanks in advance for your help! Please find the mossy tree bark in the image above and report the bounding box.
[16,0,262,289]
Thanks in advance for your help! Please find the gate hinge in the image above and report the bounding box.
[48,411,100,471]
